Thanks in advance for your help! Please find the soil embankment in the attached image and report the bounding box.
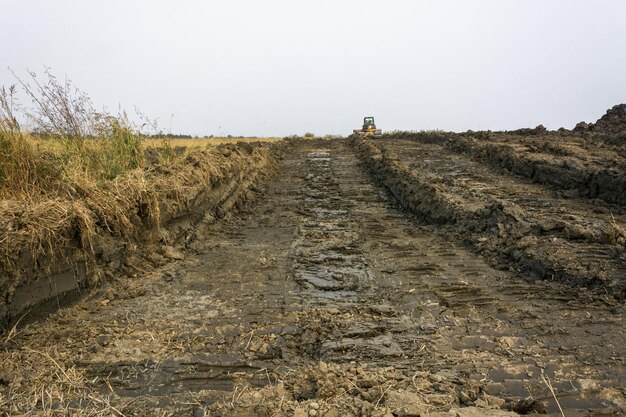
[384,130,626,205]
[350,135,626,297]
[0,140,287,330]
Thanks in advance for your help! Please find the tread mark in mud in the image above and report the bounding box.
[291,150,374,301]
[286,149,408,364]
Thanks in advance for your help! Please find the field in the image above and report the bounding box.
[147,136,283,148]
[0,102,625,416]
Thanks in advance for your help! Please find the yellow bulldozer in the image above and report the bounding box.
[353,116,382,138]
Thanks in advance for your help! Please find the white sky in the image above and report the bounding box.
[1,0,625,136]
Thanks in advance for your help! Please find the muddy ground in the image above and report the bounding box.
[361,134,626,296]
[0,138,625,416]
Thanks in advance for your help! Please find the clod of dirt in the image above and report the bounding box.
[504,398,547,414]
[574,103,626,133]
[573,121,592,133]
[95,335,109,346]
[385,390,429,416]
[453,408,521,417]
[161,245,185,260]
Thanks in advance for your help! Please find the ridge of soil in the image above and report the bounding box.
[0,140,289,330]
[350,136,626,298]
[575,103,626,135]
[385,131,626,206]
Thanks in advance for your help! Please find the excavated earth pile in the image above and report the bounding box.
[353,134,626,297]
[575,104,626,135]
[384,129,626,206]
[0,138,624,416]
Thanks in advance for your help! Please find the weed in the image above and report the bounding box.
[94,115,144,179]
[608,212,626,246]
[12,67,96,139]
[157,136,178,165]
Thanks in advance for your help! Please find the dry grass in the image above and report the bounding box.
[1,73,145,200]
[0,348,130,416]
[0,78,152,282]
[608,212,626,246]
[30,136,283,152]
[0,131,278,316]
[146,136,282,149]
[0,143,276,413]
[0,72,281,312]
[0,72,286,414]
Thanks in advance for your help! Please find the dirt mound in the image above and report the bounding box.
[350,135,626,298]
[203,361,530,416]
[384,130,626,206]
[595,103,626,133]
[574,103,626,133]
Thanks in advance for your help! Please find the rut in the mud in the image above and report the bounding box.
[291,150,372,299]
[0,139,624,417]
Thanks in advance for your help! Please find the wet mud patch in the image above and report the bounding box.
[291,150,373,301]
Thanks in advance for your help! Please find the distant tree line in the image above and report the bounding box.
[148,133,194,139]
[147,134,251,139]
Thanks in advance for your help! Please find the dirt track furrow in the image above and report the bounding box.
[389,132,626,206]
[354,136,626,297]
[1,139,625,416]
[291,150,373,300]
[385,138,626,242]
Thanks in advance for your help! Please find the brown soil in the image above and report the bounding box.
[574,104,626,135]
[386,131,626,205]
[0,139,624,416]
[353,135,626,297]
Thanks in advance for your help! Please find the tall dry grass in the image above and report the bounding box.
[0,70,146,199]
[0,85,62,199]
[0,70,282,278]
[0,71,159,282]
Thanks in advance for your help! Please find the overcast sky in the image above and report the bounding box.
[1,1,625,136]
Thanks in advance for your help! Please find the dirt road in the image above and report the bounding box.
[1,139,625,416]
